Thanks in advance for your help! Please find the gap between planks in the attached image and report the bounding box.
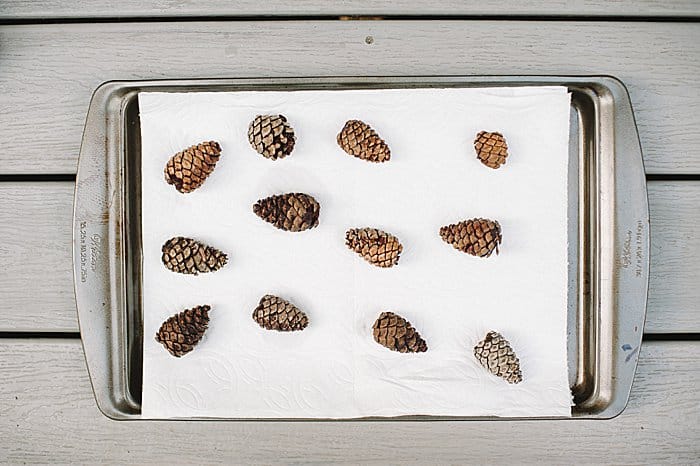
[2,0,700,20]
[0,180,698,333]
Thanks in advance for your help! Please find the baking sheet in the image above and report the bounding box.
[139,87,572,418]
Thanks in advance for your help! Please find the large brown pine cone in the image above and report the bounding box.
[345,228,403,268]
[252,295,309,332]
[337,120,391,163]
[156,305,211,357]
[473,331,522,384]
[164,141,221,193]
[248,114,296,160]
[372,312,427,353]
[253,193,320,232]
[474,131,508,169]
[161,236,228,275]
[439,218,502,258]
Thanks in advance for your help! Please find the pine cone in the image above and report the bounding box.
[248,114,296,160]
[164,141,221,193]
[337,120,391,163]
[156,305,211,357]
[474,131,508,169]
[439,218,502,258]
[346,228,403,268]
[474,331,522,384]
[161,236,228,275]
[253,193,320,232]
[252,295,309,331]
[372,312,427,353]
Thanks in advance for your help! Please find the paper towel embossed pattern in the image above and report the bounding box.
[140,87,572,418]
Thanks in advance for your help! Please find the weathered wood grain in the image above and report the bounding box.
[0,182,75,332]
[648,181,700,332]
[0,21,699,174]
[0,180,697,333]
[2,0,700,19]
[0,339,697,463]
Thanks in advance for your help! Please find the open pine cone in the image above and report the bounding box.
[372,312,427,353]
[252,295,309,332]
[473,331,522,384]
[346,228,403,268]
[439,218,502,258]
[161,236,228,275]
[248,114,296,160]
[337,120,391,162]
[156,305,211,357]
[164,141,221,193]
[474,131,508,169]
[253,193,320,232]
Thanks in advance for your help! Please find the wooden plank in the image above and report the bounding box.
[647,181,700,332]
[0,180,698,333]
[0,339,697,463]
[0,21,699,174]
[0,182,75,332]
[2,0,700,19]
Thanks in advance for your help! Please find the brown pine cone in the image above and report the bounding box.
[474,131,508,169]
[161,236,228,275]
[248,114,296,160]
[252,295,309,332]
[253,193,320,232]
[164,141,221,193]
[474,331,522,384]
[156,305,211,357]
[345,228,403,268]
[337,120,391,163]
[439,218,502,258]
[372,312,427,353]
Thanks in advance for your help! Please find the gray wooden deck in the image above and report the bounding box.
[1,2,698,463]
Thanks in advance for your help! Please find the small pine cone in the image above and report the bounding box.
[253,193,320,232]
[372,312,427,353]
[439,218,502,258]
[161,236,228,275]
[474,131,508,169]
[346,228,403,268]
[156,305,211,357]
[164,141,221,193]
[474,331,522,384]
[248,114,296,160]
[252,295,309,332]
[337,120,391,163]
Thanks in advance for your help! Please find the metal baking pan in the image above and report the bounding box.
[73,76,649,420]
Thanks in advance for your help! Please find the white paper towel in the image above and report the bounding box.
[139,87,572,419]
